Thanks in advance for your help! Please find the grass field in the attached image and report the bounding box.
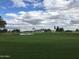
[0,32,79,59]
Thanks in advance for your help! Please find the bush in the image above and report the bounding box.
[65,30,72,32]
[12,29,20,32]
[0,29,7,32]
[76,29,79,32]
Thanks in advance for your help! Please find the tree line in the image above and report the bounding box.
[0,16,79,33]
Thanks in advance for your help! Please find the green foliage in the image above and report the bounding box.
[12,29,20,32]
[76,29,79,32]
[55,26,64,32]
[44,29,51,32]
[0,29,7,32]
[0,16,6,28]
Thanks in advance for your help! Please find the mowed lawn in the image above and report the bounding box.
[0,32,79,59]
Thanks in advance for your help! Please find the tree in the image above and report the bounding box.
[55,26,64,32]
[56,26,60,32]
[0,16,6,28]
[54,26,56,29]
[12,29,20,32]
[65,30,72,32]
[44,29,51,32]
[76,29,79,32]
[59,28,64,32]
[0,29,7,32]
[2,29,7,32]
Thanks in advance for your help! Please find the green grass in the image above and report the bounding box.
[0,32,79,59]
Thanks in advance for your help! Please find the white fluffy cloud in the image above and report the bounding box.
[4,10,70,30]
[5,11,59,30]
[43,0,73,10]
[42,0,79,30]
[11,0,43,8]
[11,0,26,7]
[6,13,18,18]
[5,0,79,30]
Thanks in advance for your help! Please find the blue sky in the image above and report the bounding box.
[0,0,44,16]
[0,0,79,31]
